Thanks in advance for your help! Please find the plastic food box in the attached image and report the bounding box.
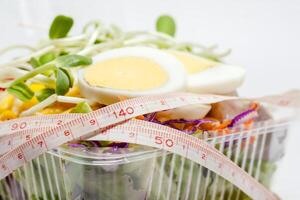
[0,120,289,200]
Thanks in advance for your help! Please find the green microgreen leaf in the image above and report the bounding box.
[29,57,40,68]
[59,67,74,88]
[59,51,69,56]
[39,52,56,65]
[36,88,55,102]
[55,68,70,95]
[11,54,90,87]
[156,15,176,37]
[94,39,103,44]
[7,82,34,102]
[55,55,92,68]
[49,15,74,39]
[70,102,92,113]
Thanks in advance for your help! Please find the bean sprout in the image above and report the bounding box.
[0,20,230,70]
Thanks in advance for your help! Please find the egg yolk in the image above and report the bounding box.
[84,56,168,91]
[170,51,216,74]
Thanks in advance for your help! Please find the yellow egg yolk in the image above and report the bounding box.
[84,56,168,91]
[169,51,217,75]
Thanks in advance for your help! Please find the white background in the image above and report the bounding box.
[0,0,300,199]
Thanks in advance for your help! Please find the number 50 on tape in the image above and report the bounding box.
[0,93,278,200]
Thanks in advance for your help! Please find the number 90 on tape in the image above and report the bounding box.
[0,93,278,200]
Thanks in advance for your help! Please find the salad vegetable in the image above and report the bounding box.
[49,15,74,39]
[7,82,34,102]
[0,14,285,200]
[156,15,176,37]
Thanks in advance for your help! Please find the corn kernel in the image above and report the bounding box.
[63,108,73,114]
[66,86,81,97]
[0,95,15,112]
[29,83,45,92]
[18,97,39,112]
[0,110,17,121]
[40,107,65,114]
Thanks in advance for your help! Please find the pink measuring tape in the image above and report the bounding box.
[0,93,278,200]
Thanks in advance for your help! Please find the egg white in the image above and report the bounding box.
[168,51,246,94]
[187,64,246,94]
[78,47,187,104]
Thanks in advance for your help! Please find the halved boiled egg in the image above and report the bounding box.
[78,47,186,105]
[169,50,246,94]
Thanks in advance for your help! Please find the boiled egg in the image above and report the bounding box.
[78,47,186,105]
[169,50,246,94]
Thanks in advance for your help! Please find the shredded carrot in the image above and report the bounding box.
[249,136,256,144]
[243,119,254,129]
[136,115,145,120]
[215,120,231,130]
[117,96,127,101]
[250,102,259,110]
[216,128,231,136]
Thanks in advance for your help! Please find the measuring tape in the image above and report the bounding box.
[0,93,278,200]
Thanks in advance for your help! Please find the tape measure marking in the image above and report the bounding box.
[0,93,228,136]
[99,119,276,200]
[0,93,277,199]
[0,117,289,158]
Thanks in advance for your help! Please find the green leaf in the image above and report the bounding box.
[59,51,69,56]
[49,15,74,39]
[156,15,176,37]
[36,88,55,102]
[55,55,92,68]
[10,54,90,87]
[70,102,92,113]
[94,39,103,44]
[59,67,74,87]
[55,68,70,95]
[29,57,40,68]
[39,52,56,65]
[7,82,34,102]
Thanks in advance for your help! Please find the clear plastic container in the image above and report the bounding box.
[0,120,289,200]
